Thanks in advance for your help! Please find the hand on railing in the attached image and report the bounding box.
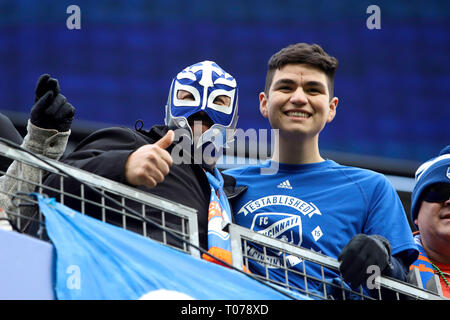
[338,234,392,288]
[226,223,447,300]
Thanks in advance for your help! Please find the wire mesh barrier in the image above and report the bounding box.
[0,140,447,300]
[0,141,200,257]
[227,223,448,300]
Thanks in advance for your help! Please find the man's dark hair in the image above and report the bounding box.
[264,43,338,98]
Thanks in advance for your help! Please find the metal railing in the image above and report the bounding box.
[0,141,200,257]
[227,223,447,300]
[0,140,447,300]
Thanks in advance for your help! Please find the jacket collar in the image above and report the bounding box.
[222,172,247,200]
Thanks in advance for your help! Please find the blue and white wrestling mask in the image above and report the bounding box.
[165,60,238,152]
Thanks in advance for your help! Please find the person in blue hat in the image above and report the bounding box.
[409,146,450,298]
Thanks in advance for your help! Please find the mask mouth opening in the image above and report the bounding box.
[187,111,214,129]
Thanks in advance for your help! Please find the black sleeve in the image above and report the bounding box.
[383,251,410,282]
[55,127,141,183]
[37,127,145,233]
[0,113,23,173]
[41,126,143,216]
[373,251,411,300]
[221,172,248,223]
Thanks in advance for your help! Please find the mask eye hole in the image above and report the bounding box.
[177,89,195,101]
[212,95,231,107]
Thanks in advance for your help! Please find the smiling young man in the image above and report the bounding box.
[409,146,450,298]
[224,43,418,298]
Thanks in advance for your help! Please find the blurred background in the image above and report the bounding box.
[0,0,449,222]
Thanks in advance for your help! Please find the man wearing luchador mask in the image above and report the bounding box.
[43,61,245,265]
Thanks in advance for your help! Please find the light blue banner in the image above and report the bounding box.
[35,194,300,300]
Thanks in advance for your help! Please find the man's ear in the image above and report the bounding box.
[259,92,268,118]
[326,97,339,123]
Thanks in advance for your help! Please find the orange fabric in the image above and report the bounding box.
[203,246,233,265]
[416,254,432,263]
[410,263,435,274]
[207,201,222,220]
[202,247,250,273]
[410,249,435,273]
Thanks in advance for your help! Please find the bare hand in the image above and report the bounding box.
[125,130,175,188]
[125,130,174,188]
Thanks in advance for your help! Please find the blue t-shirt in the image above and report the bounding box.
[224,160,418,295]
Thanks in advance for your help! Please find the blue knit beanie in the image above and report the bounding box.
[411,145,450,228]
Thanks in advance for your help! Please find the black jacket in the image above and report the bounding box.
[0,113,23,173]
[43,124,244,250]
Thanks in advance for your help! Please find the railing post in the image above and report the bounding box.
[227,223,244,270]
[426,274,443,297]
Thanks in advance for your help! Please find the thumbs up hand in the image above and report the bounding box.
[125,130,174,188]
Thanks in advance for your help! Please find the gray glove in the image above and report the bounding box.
[30,74,75,132]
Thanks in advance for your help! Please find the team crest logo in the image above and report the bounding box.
[245,213,303,269]
[235,195,324,270]
[447,167,450,179]
[251,212,302,246]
